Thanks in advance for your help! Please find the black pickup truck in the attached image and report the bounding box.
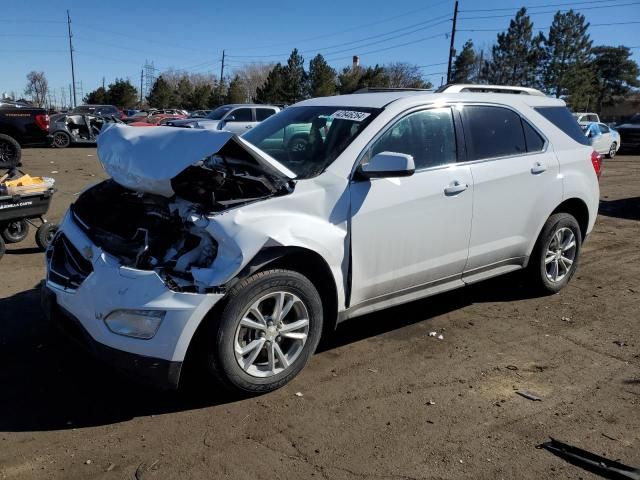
[0,100,50,168]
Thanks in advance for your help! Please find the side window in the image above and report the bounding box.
[256,108,276,121]
[598,124,610,134]
[522,120,545,152]
[586,114,598,122]
[370,108,457,170]
[463,105,526,160]
[228,108,252,122]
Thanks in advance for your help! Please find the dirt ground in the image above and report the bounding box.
[0,147,638,480]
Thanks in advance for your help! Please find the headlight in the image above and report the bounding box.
[104,310,165,339]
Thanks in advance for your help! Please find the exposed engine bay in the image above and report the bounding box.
[72,147,294,292]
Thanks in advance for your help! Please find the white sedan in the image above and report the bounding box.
[583,122,621,158]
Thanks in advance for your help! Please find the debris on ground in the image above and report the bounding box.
[516,390,542,401]
[437,334,444,340]
[561,316,572,322]
[540,437,640,480]
[426,400,435,406]
[613,340,627,347]
[294,392,303,397]
[506,365,519,371]
[106,463,116,472]
[84,460,92,465]
[368,368,378,373]
[428,331,437,337]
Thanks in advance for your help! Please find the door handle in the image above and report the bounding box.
[444,181,468,196]
[531,162,546,174]
[245,125,253,129]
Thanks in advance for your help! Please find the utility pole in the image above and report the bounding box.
[68,84,72,109]
[102,77,105,89]
[446,0,459,84]
[219,49,225,95]
[67,10,77,107]
[140,68,144,105]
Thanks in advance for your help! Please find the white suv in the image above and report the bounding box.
[43,85,601,394]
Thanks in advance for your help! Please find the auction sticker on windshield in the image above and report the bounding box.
[330,110,371,122]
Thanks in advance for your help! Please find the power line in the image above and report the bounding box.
[226,15,451,59]
[458,19,640,32]
[459,0,632,12]
[459,1,640,20]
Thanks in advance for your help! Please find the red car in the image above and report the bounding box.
[128,114,187,127]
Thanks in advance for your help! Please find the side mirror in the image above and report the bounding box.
[357,152,415,179]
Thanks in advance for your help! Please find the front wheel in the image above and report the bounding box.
[607,142,617,159]
[0,134,21,169]
[35,223,58,250]
[528,213,582,294]
[206,269,323,395]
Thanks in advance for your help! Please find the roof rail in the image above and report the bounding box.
[436,84,547,97]
[353,87,433,94]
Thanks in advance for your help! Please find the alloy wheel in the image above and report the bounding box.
[544,227,577,283]
[234,291,310,378]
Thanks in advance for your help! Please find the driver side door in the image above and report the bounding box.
[223,107,255,135]
[348,107,473,306]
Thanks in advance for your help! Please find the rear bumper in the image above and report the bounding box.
[42,285,183,389]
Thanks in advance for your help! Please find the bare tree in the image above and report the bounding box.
[233,62,276,102]
[384,62,431,89]
[24,71,49,107]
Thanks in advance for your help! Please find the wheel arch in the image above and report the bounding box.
[551,197,590,240]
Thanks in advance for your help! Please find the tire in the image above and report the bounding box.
[0,236,5,260]
[0,133,21,169]
[288,136,308,153]
[206,269,323,395]
[607,142,617,159]
[1,220,29,243]
[528,213,582,294]
[51,131,71,148]
[35,223,58,250]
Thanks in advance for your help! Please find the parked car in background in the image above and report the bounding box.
[71,104,122,119]
[0,100,49,167]
[189,110,211,118]
[48,113,122,147]
[615,113,640,153]
[573,112,600,125]
[128,114,186,127]
[44,85,601,394]
[582,122,621,158]
[165,104,280,135]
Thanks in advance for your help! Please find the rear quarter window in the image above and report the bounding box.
[462,105,527,160]
[535,106,590,146]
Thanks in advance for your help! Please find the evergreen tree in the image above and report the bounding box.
[255,64,287,104]
[174,76,193,108]
[541,10,593,101]
[485,8,544,86]
[189,83,214,109]
[226,75,247,103]
[308,54,337,97]
[591,46,639,112]
[283,49,308,103]
[452,40,477,83]
[337,65,389,94]
[106,78,138,107]
[146,76,174,108]
[84,86,108,105]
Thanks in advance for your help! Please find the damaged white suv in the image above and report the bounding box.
[43,85,600,393]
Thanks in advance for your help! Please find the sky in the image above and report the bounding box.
[1,0,639,104]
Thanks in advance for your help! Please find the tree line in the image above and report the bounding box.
[451,8,639,112]
[19,6,638,113]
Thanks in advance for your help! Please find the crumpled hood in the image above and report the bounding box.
[97,123,295,197]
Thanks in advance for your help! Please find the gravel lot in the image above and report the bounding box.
[0,147,638,480]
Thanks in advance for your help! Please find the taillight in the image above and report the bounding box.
[35,114,50,132]
[591,150,602,179]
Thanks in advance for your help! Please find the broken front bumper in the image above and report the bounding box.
[43,211,224,388]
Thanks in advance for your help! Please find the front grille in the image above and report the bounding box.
[47,233,93,290]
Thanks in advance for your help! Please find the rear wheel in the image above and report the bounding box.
[528,213,582,294]
[1,220,29,243]
[206,269,323,395]
[35,223,58,250]
[0,134,21,169]
[51,131,71,148]
[607,142,617,159]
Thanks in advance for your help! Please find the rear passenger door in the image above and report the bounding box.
[461,104,562,276]
[223,107,254,134]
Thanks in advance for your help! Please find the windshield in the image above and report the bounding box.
[243,105,381,178]
[207,106,233,120]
